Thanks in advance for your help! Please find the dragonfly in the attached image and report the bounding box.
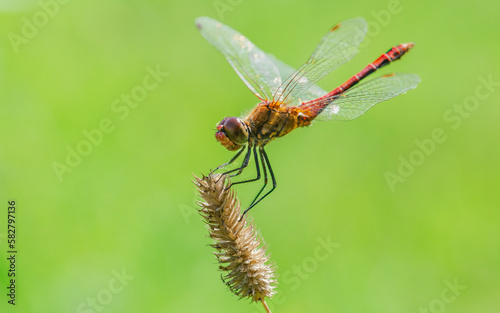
[196,17,420,216]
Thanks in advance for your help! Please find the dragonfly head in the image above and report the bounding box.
[215,117,249,151]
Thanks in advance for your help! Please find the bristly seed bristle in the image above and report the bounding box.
[194,173,277,303]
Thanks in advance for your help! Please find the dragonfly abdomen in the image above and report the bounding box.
[301,43,414,118]
[333,43,414,96]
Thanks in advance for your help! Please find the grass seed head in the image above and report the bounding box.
[195,173,277,302]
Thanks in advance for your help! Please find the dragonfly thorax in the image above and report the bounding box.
[215,117,250,151]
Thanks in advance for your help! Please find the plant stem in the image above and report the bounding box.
[262,298,272,313]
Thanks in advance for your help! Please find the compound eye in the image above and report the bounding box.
[218,117,229,127]
[223,117,247,145]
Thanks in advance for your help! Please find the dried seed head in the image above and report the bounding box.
[195,173,277,303]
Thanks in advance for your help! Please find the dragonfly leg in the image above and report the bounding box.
[241,146,276,218]
[211,145,246,175]
[219,144,252,180]
[247,146,268,207]
[230,146,261,188]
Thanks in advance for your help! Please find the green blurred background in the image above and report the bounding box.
[0,0,499,312]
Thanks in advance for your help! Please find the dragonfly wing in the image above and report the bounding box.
[273,18,367,105]
[266,53,327,106]
[196,17,281,101]
[312,73,421,121]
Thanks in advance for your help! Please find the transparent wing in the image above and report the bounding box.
[266,54,327,106]
[311,73,421,121]
[273,18,367,105]
[196,17,282,101]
